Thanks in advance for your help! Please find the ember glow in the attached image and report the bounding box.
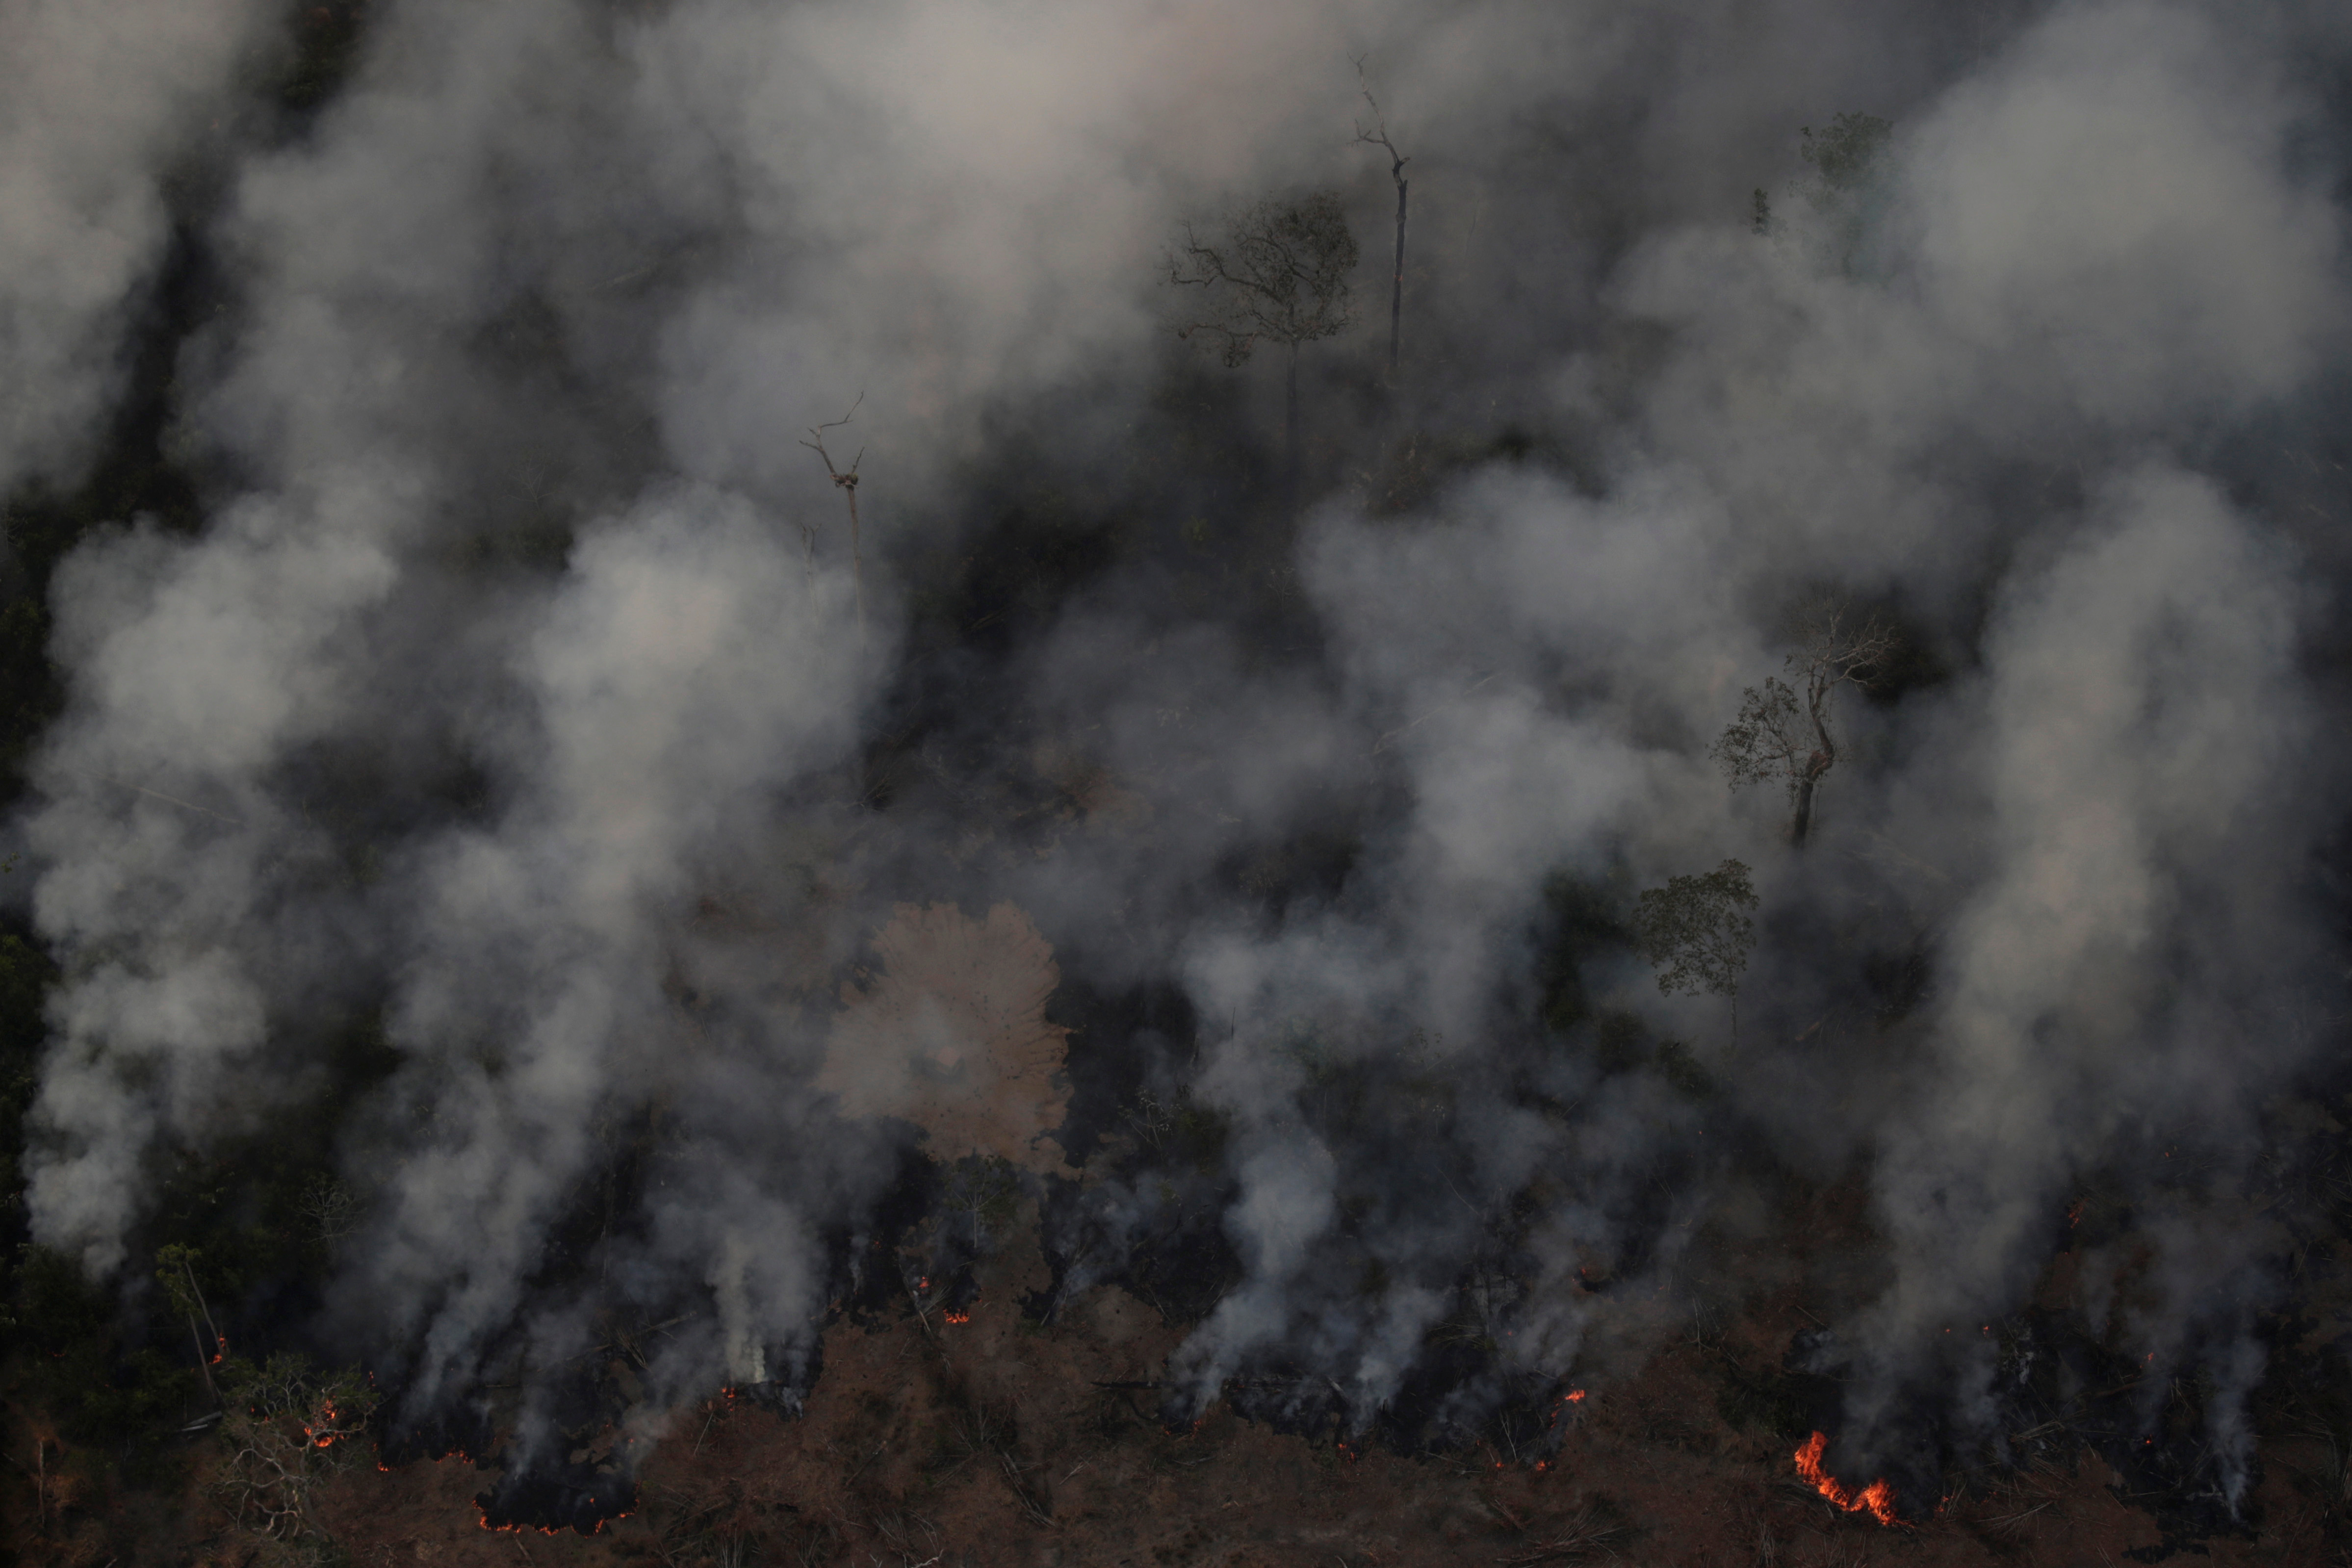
[1793,1432,1901,1526]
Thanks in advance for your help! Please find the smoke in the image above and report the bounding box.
[7,0,2350,1519]
[0,0,278,496]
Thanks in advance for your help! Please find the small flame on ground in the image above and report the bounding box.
[1793,1432,1900,1526]
[1542,1387,1590,1438]
[943,1310,970,1324]
[475,1507,577,1537]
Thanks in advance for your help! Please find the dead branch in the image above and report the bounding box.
[1353,57,1410,377]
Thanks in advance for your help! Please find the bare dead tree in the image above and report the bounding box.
[1711,599,1899,846]
[208,1354,377,1564]
[800,395,867,643]
[1168,191,1358,518]
[158,1242,225,1406]
[1353,60,1409,379]
[296,1175,360,1247]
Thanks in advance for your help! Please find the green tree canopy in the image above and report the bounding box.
[1629,859,1759,1037]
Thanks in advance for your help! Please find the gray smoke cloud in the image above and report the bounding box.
[7,0,2350,1511]
[0,0,277,495]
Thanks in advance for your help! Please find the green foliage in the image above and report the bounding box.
[1792,112,1896,276]
[1710,601,1897,843]
[75,1347,203,1465]
[12,1245,206,1458]
[1168,191,1359,366]
[1799,112,1893,192]
[15,1243,110,1354]
[1629,860,1758,1004]
[1711,677,1806,800]
[155,1242,210,1325]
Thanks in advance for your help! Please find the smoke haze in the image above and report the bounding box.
[6,0,2350,1525]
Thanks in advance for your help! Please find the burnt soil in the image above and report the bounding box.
[14,1190,2352,1568]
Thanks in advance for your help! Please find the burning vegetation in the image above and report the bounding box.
[1793,1430,1901,1526]
[2,0,2351,1564]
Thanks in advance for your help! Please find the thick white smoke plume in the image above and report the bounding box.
[0,0,277,495]
[5,0,2349,1520]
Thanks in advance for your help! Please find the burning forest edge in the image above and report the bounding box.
[4,0,2352,1563]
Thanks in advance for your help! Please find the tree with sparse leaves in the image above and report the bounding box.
[1800,111,1892,193]
[1168,191,1358,516]
[1749,111,1892,256]
[1629,859,1759,1041]
[1711,599,1898,846]
[940,1153,1022,1252]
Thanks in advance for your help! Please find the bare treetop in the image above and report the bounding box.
[1352,61,1408,181]
[799,393,869,639]
[799,391,864,489]
[1353,57,1411,378]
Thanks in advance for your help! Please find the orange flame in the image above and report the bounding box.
[943,1310,970,1324]
[1793,1432,1900,1526]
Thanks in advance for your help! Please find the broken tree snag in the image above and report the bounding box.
[800,394,868,643]
[1353,58,1409,379]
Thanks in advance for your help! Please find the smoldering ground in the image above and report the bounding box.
[3,0,2349,1538]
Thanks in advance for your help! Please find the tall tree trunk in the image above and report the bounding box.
[1792,676,1836,847]
[1791,757,1828,846]
[1388,170,1407,376]
[187,1313,219,1405]
[1285,341,1300,521]
[842,483,866,646]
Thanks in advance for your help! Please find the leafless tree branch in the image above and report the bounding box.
[800,395,869,642]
